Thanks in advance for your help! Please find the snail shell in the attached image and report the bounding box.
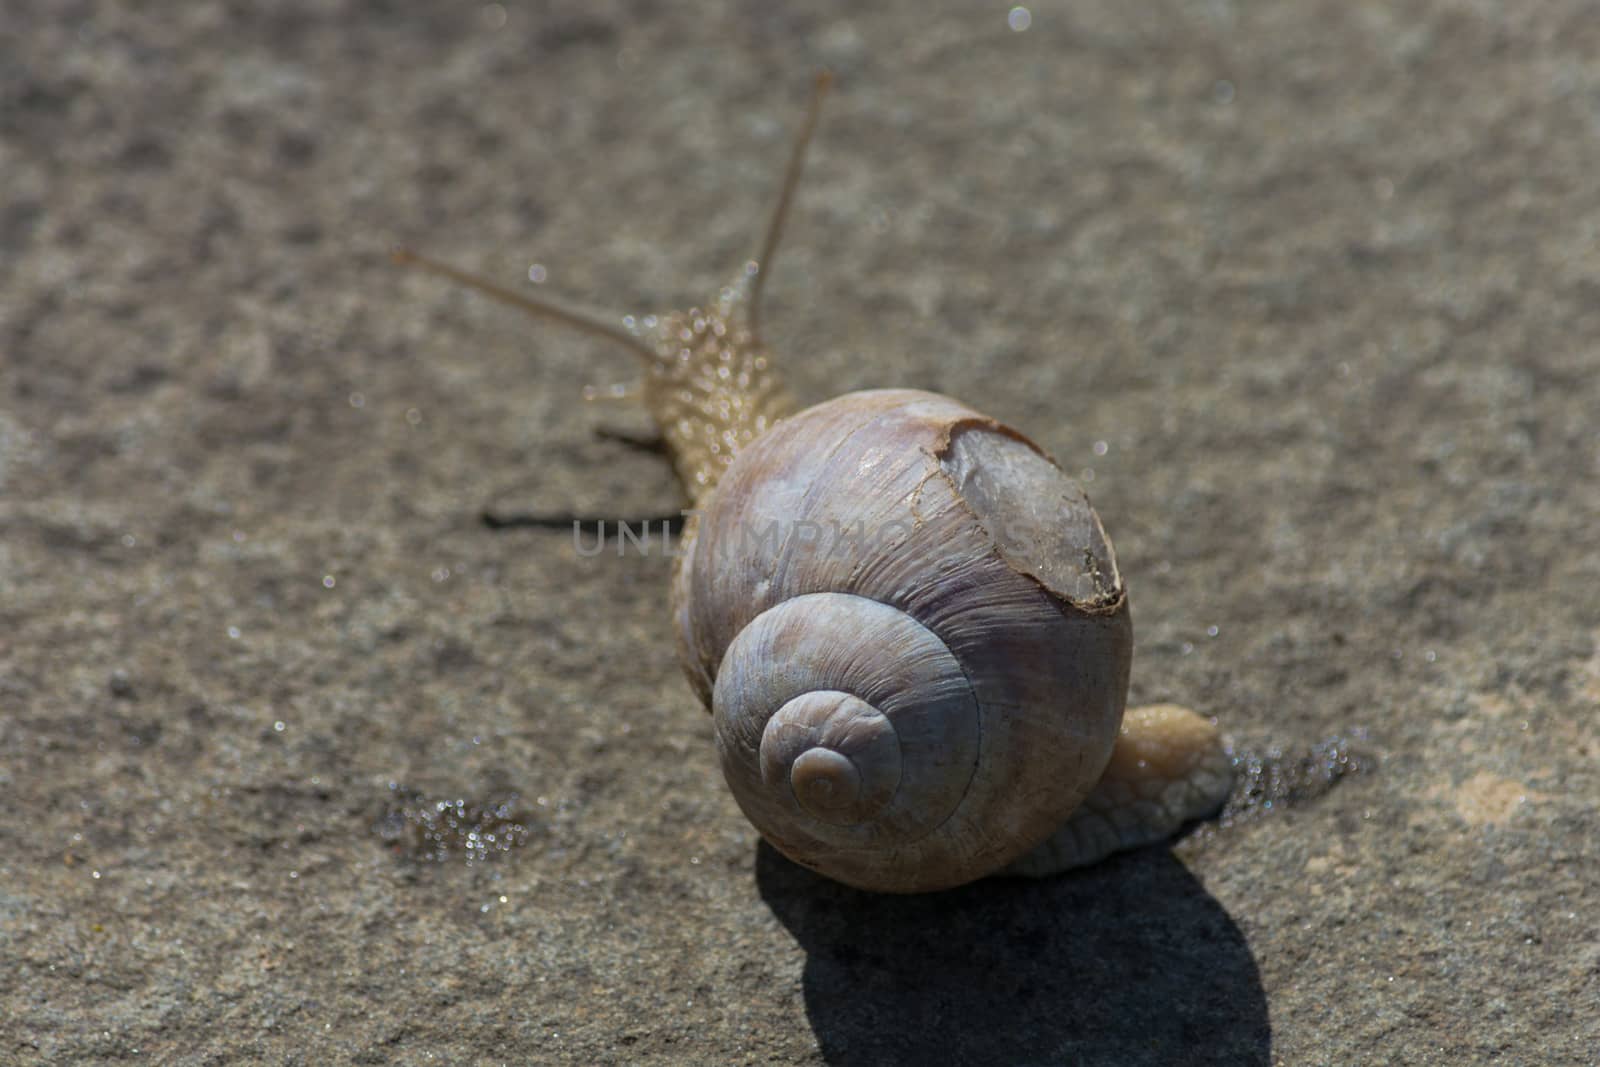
[672,389,1132,892]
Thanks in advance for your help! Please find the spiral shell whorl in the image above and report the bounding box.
[713,592,981,863]
[760,692,901,825]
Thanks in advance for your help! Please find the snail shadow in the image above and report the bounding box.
[756,842,1269,1067]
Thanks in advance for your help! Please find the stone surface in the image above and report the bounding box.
[2,1,1597,1063]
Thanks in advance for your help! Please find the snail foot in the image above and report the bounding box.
[1003,703,1232,877]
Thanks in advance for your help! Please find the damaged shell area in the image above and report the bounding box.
[671,389,1133,893]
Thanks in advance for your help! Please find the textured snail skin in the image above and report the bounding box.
[635,299,796,501]
[1002,704,1235,876]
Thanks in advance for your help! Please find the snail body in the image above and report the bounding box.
[399,74,1231,892]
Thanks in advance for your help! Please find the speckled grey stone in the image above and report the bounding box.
[2,2,1597,1064]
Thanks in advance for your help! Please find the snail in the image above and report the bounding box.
[396,73,1232,893]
